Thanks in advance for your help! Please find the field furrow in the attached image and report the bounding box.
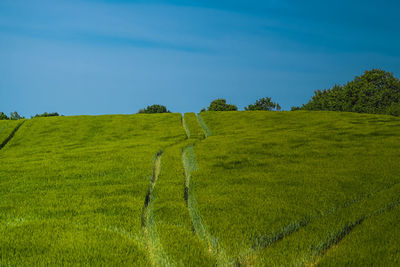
[141,151,172,267]
[256,175,400,266]
[0,120,24,150]
[196,113,212,138]
[315,204,400,266]
[251,177,400,253]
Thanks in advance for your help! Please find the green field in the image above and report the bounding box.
[0,111,399,266]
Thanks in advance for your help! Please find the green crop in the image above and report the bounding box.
[191,111,400,265]
[1,111,399,266]
[0,114,185,265]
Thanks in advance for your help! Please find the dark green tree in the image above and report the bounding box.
[9,111,23,120]
[245,97,281,111]
[207,99,238,111]
[138,104,171,114]
[32,112,60,118]
[301,69,400,116]
[0,112,9,120]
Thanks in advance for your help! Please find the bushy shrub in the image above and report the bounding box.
[138,104,171,114]
[9,111,23,120]
[206,99,237,111]
[0,112,9,120]
[245,97,281,111]
[32,112,60,118]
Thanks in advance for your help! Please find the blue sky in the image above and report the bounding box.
[1,0,399,116]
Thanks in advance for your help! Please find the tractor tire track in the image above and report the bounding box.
[196,113,212,138]
[310,197,400,266]
[182,145,211,249]
[181,115,190,139]
[141,151,172,267]
[182,144,229,265]
[181,114,232,265]
[251,179,400,252]
[0,121,25,151]
[238,181,400,265]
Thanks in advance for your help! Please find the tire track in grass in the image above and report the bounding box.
[181,114,232,265]
[181,115,190,139]
[182,116,213,252]
[182,145,210,248]
[310,197,400,266]
[240,180,400,265]
[0,121,25,150]
[309,219,364,267]
[196,114,211,138]
[251,180,400,252]
[182,144,229,265]
[141,151,172,267]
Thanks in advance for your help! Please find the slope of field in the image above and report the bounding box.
[1,111,400,266]
[0,114,186,265]
[191,111,400,265]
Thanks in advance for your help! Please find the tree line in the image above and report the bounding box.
[138,97,281,114]
[292,69,400,116]
[139,69,399,116]
[0,112,61,120]
[3,69,399,118]
[0,111,24,120]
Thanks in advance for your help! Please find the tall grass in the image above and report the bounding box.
[0,114,183,265]
[191,111,400,265]
[1,111,399,265]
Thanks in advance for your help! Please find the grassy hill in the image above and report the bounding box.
[0,111,399,266]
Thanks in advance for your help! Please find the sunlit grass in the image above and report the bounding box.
[1,111,399,265]
[0,114,183,265]
[191,111,400,265]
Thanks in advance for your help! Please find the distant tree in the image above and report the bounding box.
[32,112,60,118]
[207,99,238,111]
[245,97,281,111]
[301,69,400,116]
[138,104,171,114]
[200,108,206,113]
[9,111,23,120]
[0,112,9,120]
[290,106,301,111]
